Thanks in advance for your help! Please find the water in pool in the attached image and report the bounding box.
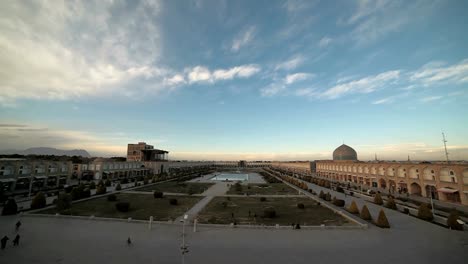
[210,173,249,181]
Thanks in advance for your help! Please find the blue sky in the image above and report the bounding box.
[0,0,467,160]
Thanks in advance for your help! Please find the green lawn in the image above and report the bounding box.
[133,181,214,194]
[226,183,298,195]
[197,197,352,226]
[37,193,202,221]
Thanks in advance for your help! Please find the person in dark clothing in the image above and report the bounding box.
[1,236,9,250]
[13,234,20,246]
[127,237,132,246]
[15,221,21,231]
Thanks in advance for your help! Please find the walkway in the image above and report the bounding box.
[176,182,230,222]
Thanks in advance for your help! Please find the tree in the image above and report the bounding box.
[263,207,276,218]
[31,192,47,209]
[360,205,372,220]
[234,182,242,193]
[115,183,122,191]
[105,179,111,187]
[375,209,390,228]
[417,203,433,221]
[297,203,305,209]
[89,181,96,190]
[153,191,163,198]
[446,209,464,230]
[385,197,397,210]
[107,194,117,201]
[319,190,325,199]
[169,198,178,205]
[115,202,130,212]
[2,198,18,215]
[374,193,383,205]
[347,200,359,214]
[56,193,72,212]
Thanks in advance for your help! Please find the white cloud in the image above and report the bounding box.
[164,74,186,86]
[0,0,165,106]
[321,70,400,99]
[231,26,256,52]
[294,88,317,97]
[186,64,261,84]
[420,96,443,102]
[409,59,468,86]
[285,73,314,84]
[260,83,286,97]
[275,55,304,71]
[372,97,393,105]
[318,37,332,48]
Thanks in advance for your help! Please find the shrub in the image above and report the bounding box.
[446,209,464,230]
[260,197,267,202]
[349,191,354,196]
[115,202,130,212]
[336,186,344,193]
[56,193,72,212]
[97,180,105,187]
[107,194,117,201]
[375,209,390,228]
[403,208,410,214]
[347,200,359,214]
[95,185,107,195]
[187,186,195,195]
[105,179,111,187]
[143,178,149,185]
[417,203,434,221]
[221,201,228,208]
[115,183,122,191]
[64,185,73,193]
[332,199,345,207]
[234,182,242,193]
[360,205,372,220]
[70,186,83,200]
[297,203,305,209]
[324,192,332,201]
[31,192,47,209]
[89,181,96,190]
[263,207,276,218]
[2,198,18,215]
[81,188,91,199]
[169,198,178,205]
[385,197,397,210]
[153,191,163,198]
[374,193,383,205]
[319,190,325,199]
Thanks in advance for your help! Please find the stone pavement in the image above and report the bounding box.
[0,215,466,264]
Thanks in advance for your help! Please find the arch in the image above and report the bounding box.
[358,166,363,173]
[397,167,406,178]
[364,166,369,174]
[387,167,395,177]
[352,166,357,173]
[409,167,419,179]
[378,167,385,176]
[463,169,468,185]
[410,182,422,196]
[388,180,396,192]
[371,167,377,175]
[379,178,387,189]
[423,167,435,181]
[440,167,457,183]
[425,185,438,200]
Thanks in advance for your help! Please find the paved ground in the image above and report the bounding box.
[0,215,466,264]
[190,172,266,184]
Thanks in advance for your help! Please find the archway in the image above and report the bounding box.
[410,182,422,196]
[379,178,387,189]
[398,181,408,194]
[388,180,396,193]
[425,185,438,200]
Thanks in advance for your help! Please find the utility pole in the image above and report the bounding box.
[442,132,450,164]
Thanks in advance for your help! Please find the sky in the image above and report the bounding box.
[0,0,468,161]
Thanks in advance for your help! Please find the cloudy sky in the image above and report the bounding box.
[0,0,467,161]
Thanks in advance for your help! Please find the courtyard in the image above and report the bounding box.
[133,181,214,194]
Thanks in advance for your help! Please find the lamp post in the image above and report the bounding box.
[181,214,189,264]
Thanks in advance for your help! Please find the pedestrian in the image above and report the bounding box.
[15,221,22,232]
[1,236,9,250]
[127,237,132,246]
[13,234,20,246]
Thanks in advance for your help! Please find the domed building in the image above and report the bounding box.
[332,144,358,161]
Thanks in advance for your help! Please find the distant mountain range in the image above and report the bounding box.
[0,147,91,157]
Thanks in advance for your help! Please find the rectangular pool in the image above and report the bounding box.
[210,173,249,181]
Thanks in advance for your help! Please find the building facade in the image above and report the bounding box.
[0,159,72,194]
[127,142,169,161]
[74,158,150,181]
[314,145,468,206]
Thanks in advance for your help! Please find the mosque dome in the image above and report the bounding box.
[333,144,358,161]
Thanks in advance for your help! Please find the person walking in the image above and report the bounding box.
[1,236,9,250]
[15,221,22,232]
[127,237,132,246]
[13,234,20,246]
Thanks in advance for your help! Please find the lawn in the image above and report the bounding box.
[37,193,202,221]
[197,197,352,226]
[133,181,214,194]
[226,183,298,195]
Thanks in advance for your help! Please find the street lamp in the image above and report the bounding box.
[180,214,189,264]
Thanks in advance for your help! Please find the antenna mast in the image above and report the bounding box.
[442,132,449,164]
